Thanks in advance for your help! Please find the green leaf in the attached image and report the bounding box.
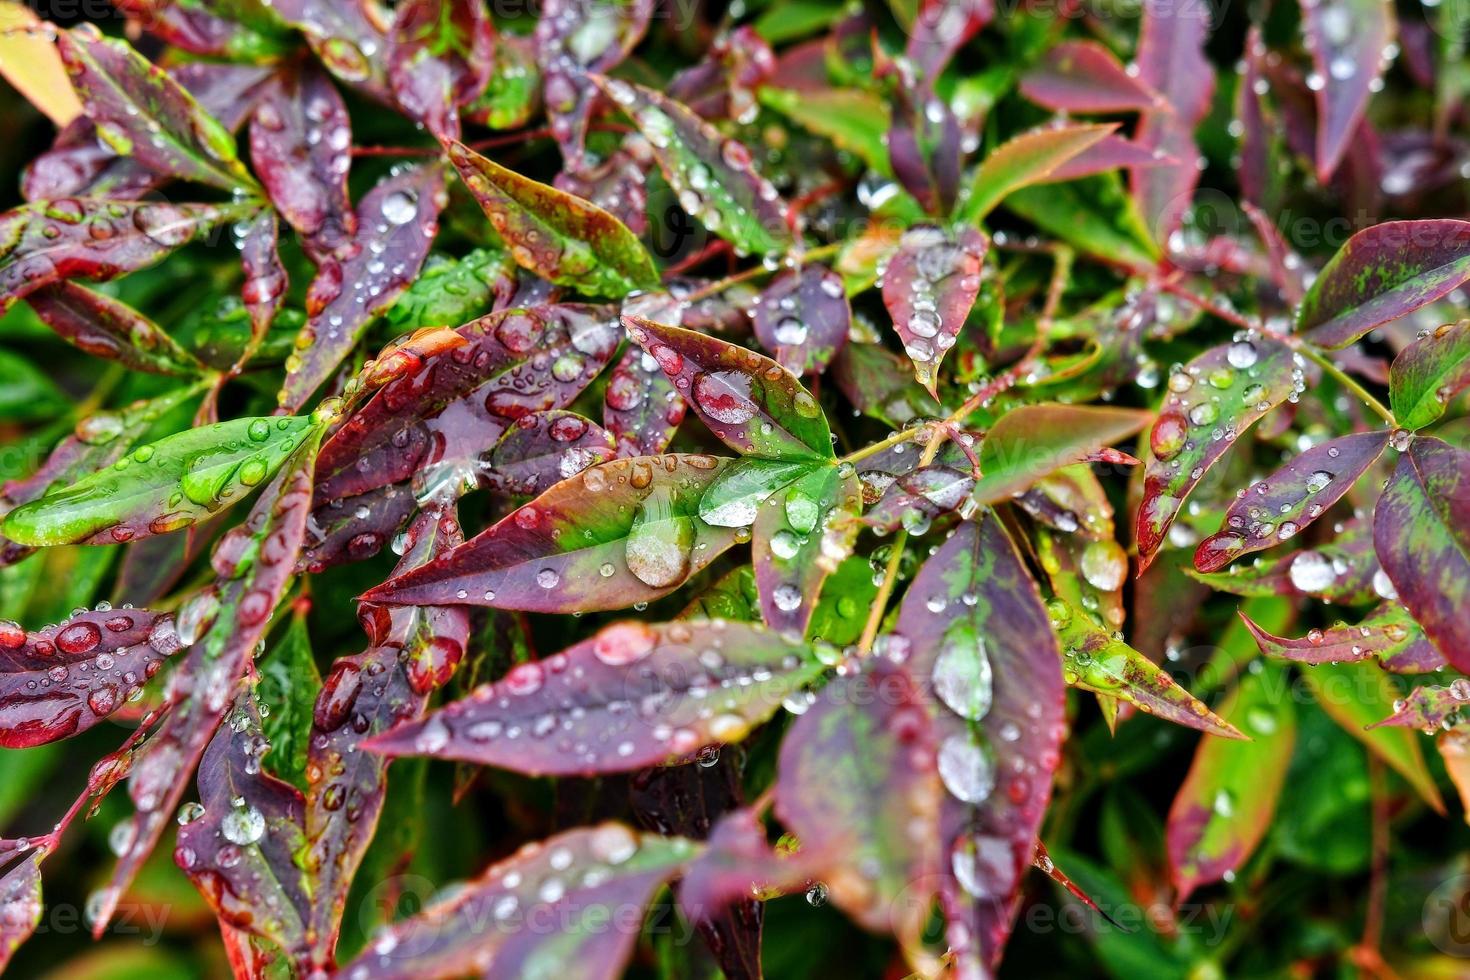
[0,349,67,423]
[698,457,823,528]
[3,414,318,546]
[445,139,660,297]
[384,248,514,331]
[257,614,320,790]
[752,460,859,634]
[758,86,892,176]
[1390,319,1470,430]
[1002,172,1159,268]
[957,123,1118,224]
[971,403,1151,505]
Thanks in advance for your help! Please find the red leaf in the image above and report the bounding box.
[751,263,851,377]
[1020,40,1165,114]
[238,210,287,356]
[481,410,617,497]
[535,0,653,165]
[881,225,988,398]
[602,334,686,458]
[387,0,495,141]
[1303,0,1394,182]
[26,281,204,375]
[1241,604,1445,673]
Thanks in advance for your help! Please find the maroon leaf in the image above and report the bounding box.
[862,464,975,535]
[362,454,739,612]
[1369,680,1470,731]
[892,515,1067,969]
[175,697,310,962]
[1241,603,1446,673]
[481,410,617,496]
[881,225,988,398]
[269,0,391,96]
[905,0,992,84]
[0,607,178,748]
[315,305,621,502]
[1373,436,1470,673]
[1194,430,1389,572]
[1046,135,1175,181]
[300,483,417,573]
[0,853,42,971]
[679,808,819,916]
[0,199,247,316]
[751,263,851,378]
[1019,40,1165,114]
[278,163,446,411]
[1298,220,1470,350]
[1303,0,1393,182]
[334,824,696,979]
[554,151,649,236]
[238,209,287,354]
[884,74,963,217]
[603,340,686,458]
[752,463,860,635]
[536,0,653,165]
[365,620,825,775]
[387,0,494,140]
[248,62,356,260]
[26,282,204,375]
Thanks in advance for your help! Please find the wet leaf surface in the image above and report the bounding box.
[972,404,1151,506]
[26,282,204,376]
[1241,603,1445,673]
[750,263,851,378]
[1390,319,1470,430]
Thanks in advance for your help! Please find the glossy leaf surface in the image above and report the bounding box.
[880,224,988,397]
[1241,604,1445,673]
[26,282,204,376]
[1390,319,1470,430]
[971,404,1151,505]
[750,263,851,378]
[958,124,1117,224]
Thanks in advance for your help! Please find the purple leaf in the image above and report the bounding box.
[554,151,650,236]
[536,0,653,165]
[1303,0,1394,182]
[0,853,42,971]
[1368,680,1470,731]
[862,464,975,535]
[26,282,204,375]
[481,410,617,496]
[278,163,446,411]
[238,209,287,355]
[365,619,824,775]
[603,341,686,458]
[1019,40,1165,114]
[751,263,851,377]
[268,0,391,96]
[1194,430,1389,572]
[881,225,988,398]
[1045,134,1175,181]
[1240,603,1446,673]
[388,0,494,140]
[300,483,417,573]
[905,0,992,84]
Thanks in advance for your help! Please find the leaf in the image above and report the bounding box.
[1018,40,1164,115]
[1373,436,1470,673]
[774,663,941,958]
[624,315,833,460]
[1135,339,1302,569]
[175,697,311,960]
[595,76,793,258]
[248,62,356,260]
[238,210,287,353]
[3,414,317,547]
[1300,662,1444,813]
[278,163,446,410]
[893,515,1067,968]
[26,282,204,375]
[957,123,1117,224]
[56,26,257,192]
[1029,466,1127,630]
[750,263,851,378]
[256,615,318,789]
[1298,220,1470,350]
[0,607,178,748]
[603,340,686,458]
[1241,603,1446,673]
[365,620,825,775]
[481,410,617,496]
[1004,174,1158,269]
[316,305,621,502]
[0,852,43,971]
[863,463,975,534]
[299,483,416,574]
[1369,680,1470,731]
[363,454,738,611]
[0,199,247,316]
[268,0,390,94]
[467,31,541,130]
[1166,661,1295,902]
[1194,430,1389,572]
[536,0,652,165]
[1303,0,1394,182]
[971,404,1151,505]
[757,87,891,176]
[1390,319,1470,430]
[385,247,516,331]
[830,342,941,428]
[445,139,659,297]
[334,824,696,979]
[880,224,988,397]
[0,2,82,125]
[1052,599,1244,739]
[753,462,859,635]
[387,0,494,141]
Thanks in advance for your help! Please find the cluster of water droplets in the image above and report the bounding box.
[879,226,985,389]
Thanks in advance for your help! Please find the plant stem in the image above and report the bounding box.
[1296,344,1397,426]
[839,426,923,465]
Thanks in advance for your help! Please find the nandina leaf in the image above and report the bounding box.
[1019,41,1165,114]
[365,619,825,775]
[751,263,851,378]
[603,341,686,458]
[300,483,416,573]
[536,0,653,165]
[758,87,892,177]
[1194,430,1389,572]
[0,607,178,748]
[3,414,316,547]
[905,0,991,83]
[774,663,941,957]
[1044,134,1177,182]
[1298,220,1470,349]
[957,124,1117,224]
[863,463,975,534]
[884,67,963,216]
[445,140,659,297]
[1241,604,1445,673]
[1028,466,1127,630]
[55,26,258,192]
[1136,338,1302,569]
[1303,0,1393,181]
[278,163,446,410]
[238,209,287,353]
[26,282,204,376]
[699,457,822,529]
[468,31,541,130]
[256,616,317,788]
[0,852,42,971]
[0,199,249,316]
[752,462,859,635]
[1052,599,1243,739]
[880,224,988,397]
[1166,660,1295,902]
[594,76,793,258]
[385,247,516,331]
[269,0,390,95]
[831,342,941,428]
[553,151,649,235]
[892,515,1066,968]
[387,0,494,140]
[1373,436,1470,673]
[334,824,696,979]
[971,404,1151,505]
[1369,680,1470,731]
[363,454,738,611]
[481,410,617,496]
[624,316,832,460]
[1390,319,1470,430]
[94,426,322,933]
[1190,519,1385,604]
[248,62,356,260]
[306,506,469,966]
[0,2,82,126]
[1300,662,1444,813]
[175,697,311,960]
